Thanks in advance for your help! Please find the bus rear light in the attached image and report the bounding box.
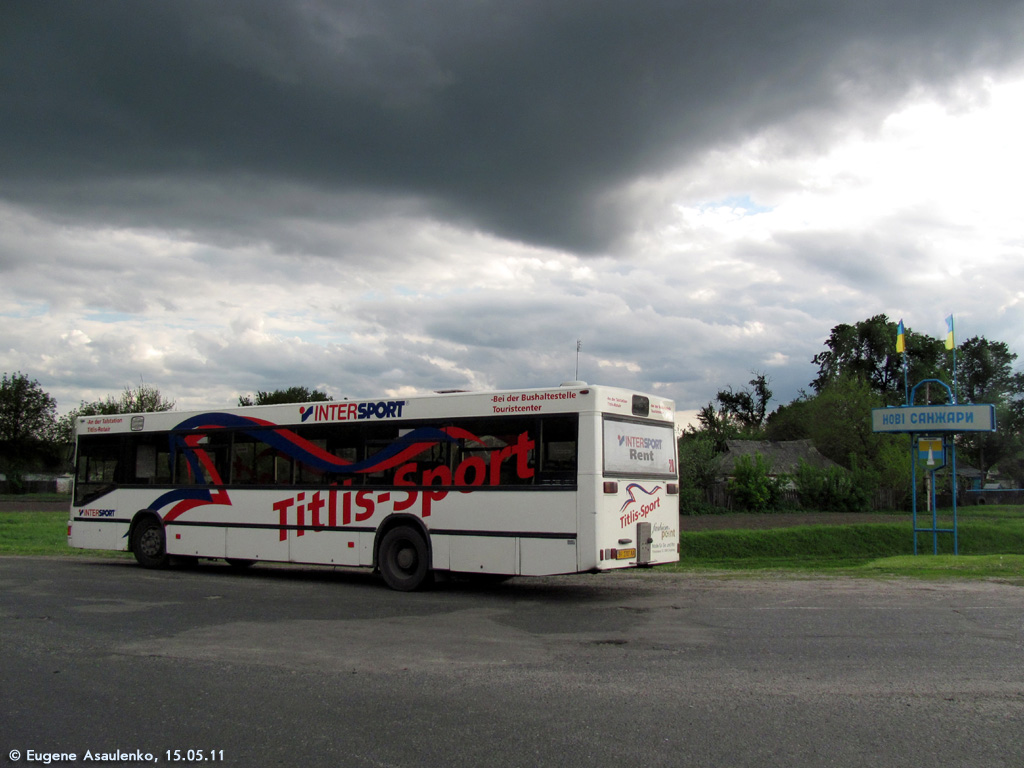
[603,481,618,494]
[667,483,679,495]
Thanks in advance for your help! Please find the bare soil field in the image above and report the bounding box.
[679,512,912,531]
[0,499,69,512]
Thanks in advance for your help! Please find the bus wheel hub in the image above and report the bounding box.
[396,547,415,570]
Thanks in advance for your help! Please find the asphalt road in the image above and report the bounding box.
[2,557,1023,768]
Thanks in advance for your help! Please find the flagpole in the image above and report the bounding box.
[897,319,908,405]
[903,353,910,405]
[946,314,957,403]
[952,343,958,404]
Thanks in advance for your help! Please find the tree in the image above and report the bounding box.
[804,374,884,468]
[689,402,738,452]
[238,386,332,406]
[715,373,773,432]
[764,394,812,441]
[955,336,1022,404]
[57,383,175,445]
[0,372,57,444]
[0,372,59,490]
[118,382,175,413]
[689,373,774,452]
[812,314,944,404]
[952,336,1024,479]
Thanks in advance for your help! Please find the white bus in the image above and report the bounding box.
[68,383,679,590]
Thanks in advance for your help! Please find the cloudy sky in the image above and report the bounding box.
[3,1,1024,424]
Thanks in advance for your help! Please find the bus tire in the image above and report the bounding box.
[378,525,431,591]
[131,516,169,569]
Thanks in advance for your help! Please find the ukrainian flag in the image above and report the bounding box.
[945,315,955,350]
[896,319,905,353]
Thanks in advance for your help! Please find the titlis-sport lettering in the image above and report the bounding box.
[618,484,663,528]
[300,400,407,423]
[274,432,535,536]
[621,496,661,528]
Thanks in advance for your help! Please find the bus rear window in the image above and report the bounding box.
[602,418,676,477]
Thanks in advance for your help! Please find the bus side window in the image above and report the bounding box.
[540,417,577,482]
[73,435,121,505]
[175,432,231,486]
[289,426,360,486]
[273,454,293,484]
[231,437,257,485]
[116,434,174,486]
[230,432,284,485]
[134,443,157,484]
[449,418,534,487]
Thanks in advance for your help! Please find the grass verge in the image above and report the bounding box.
[660,517,1024,582]
[0,510,129,558]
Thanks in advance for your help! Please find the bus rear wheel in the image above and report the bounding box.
[378,525,431,591]
[131,516,169,569]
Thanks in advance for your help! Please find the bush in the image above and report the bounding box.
[728,453,787,512]
[4,468,25,494]
[677,433,723,515]
[794,459,873,512]
[678,488,721,516]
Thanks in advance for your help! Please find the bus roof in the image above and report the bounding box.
[74,383,675,436]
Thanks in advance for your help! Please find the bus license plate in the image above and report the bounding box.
[616,548,636,560]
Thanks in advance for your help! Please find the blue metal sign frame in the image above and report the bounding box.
[870,379,997,556]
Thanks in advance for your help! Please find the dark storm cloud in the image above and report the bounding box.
[3,0,1023,253]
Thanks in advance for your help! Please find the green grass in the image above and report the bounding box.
[0,510,129,558]
[0,510,69,555]
[855,554,1024,580]
[661,511,1024,583]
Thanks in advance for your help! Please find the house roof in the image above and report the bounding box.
[719,439,838,477]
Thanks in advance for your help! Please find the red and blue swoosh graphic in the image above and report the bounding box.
[619,483,662,512]
[149,412,487,521]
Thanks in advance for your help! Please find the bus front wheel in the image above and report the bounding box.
[131,516,169,569]
[378,526,431,591]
